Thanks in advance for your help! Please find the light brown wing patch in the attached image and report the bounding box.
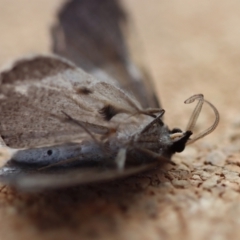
[0,55,150,148]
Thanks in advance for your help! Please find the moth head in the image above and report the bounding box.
[169,94,219,152]
[169,128,192,153]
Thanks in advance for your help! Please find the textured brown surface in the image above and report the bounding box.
[0,0,240,239]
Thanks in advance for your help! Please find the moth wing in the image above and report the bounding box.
[0,55,147,148]
[0,162,158,191]
[52,0,160,109]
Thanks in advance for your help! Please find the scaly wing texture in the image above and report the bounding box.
[52,0,160,109]
[0,55,150,148]
[0,55,159,190]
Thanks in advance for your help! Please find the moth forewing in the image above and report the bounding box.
[0,55,148,149]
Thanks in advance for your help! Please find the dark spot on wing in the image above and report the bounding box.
[1,56,75,84]
[76,87,93,95]
[99,105,120,121]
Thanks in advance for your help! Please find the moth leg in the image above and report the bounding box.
[134,147,170,168]
[61,111,119,160]
[140,110,165,134]
[115,148,127,171]
[139,108,165,118]
[61,111,99,142]
[0,136,6,147]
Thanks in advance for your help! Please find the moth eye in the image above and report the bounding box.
[47,150,53,156]
[99,104,119,121]
[76,87,93,95]
[171,128,182,134]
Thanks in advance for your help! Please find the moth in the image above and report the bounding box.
[0,0,219,191]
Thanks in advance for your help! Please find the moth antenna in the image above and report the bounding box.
[185,94,204,131]
[184,94,220,144]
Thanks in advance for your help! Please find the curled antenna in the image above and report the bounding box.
[184,94,220,145]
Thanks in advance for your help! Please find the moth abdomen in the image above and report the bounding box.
[10,142,107,166]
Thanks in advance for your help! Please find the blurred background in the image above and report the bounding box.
[1,1,240,239]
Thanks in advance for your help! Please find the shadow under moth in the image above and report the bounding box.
[0,0,219,191]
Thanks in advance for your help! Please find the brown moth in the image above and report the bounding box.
[0,0,219,191]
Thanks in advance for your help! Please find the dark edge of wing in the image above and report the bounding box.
[51,0,160,109]
[0,162,159,192]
